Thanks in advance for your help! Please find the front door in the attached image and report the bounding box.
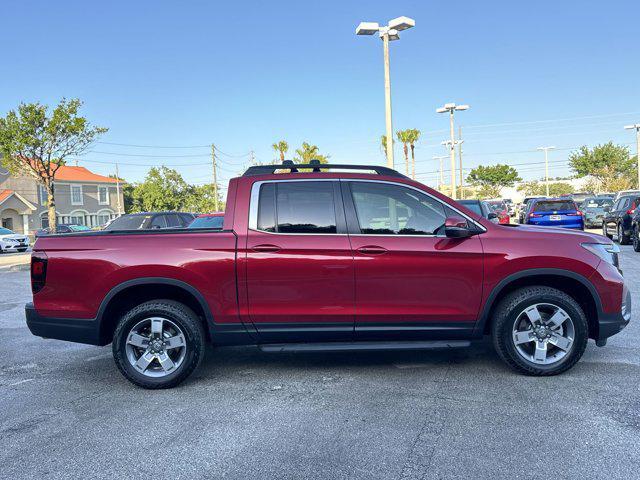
[245,180,355,342]
[343,180,484,340]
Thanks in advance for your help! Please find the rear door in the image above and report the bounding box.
[245,180,355,342]
[343,180,484,340]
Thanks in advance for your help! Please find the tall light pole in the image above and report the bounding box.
[624,123,640,189]
[437,103,469,199]
[357,16,416,169]
[537,146,556,197]
[433,155,448,191]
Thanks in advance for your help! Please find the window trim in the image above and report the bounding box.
[343,179,485,237]
[98,186,109,205]
[248,178,484,237]
[248,179,346,235]
[70,184,84,205]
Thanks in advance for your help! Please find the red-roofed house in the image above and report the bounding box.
[0,165,124,234]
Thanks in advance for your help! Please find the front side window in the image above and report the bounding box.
[350,182,446,235]
[71,185,83,205]
[255,181,337,234]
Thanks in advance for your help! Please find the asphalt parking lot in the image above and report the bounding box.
[1,246,639,480]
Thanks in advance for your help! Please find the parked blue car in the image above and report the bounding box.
[524,198,584,230]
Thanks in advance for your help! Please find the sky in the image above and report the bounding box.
[1,0,639,194]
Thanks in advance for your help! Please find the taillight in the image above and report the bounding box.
[31,252,48,294]
[567,211,583,216]
[626,209,635,215]
[529,213,542,218]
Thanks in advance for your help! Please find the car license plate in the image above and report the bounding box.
[550,215,561,221]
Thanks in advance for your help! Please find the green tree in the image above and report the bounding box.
[569,142,637,191]
[467,164,521,199]
[0,99,107,229]
[272,140,288,162]
[380,135,388,162]
[396,129,411,176]
[294,142,329,163]
[406,129,421,179]
[517,180,574,197]
[184,183,224,213]
[130,166,192,212]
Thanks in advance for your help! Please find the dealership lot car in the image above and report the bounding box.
[581,196,614,228]
[602,194,640,245]
[26,162,630,388]
[0,227,30,253]
[456,199,498,223]
[524,198,584,229]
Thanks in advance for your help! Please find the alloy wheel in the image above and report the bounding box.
[512,303,575,365]
[125,317,187,377]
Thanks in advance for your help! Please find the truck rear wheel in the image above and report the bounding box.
[112,300,205,389]
[492,286,588,376]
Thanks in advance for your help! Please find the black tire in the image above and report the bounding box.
[492,286,588,376]
[602,222,612,239]
[17,248,27,252]
[633,225,640,252]
[618,223,630,245]
[112,299,206,389]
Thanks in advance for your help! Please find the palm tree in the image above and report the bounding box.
[406,129,421,180]
[396,130,412,175]
[272,140,289,162]
[380,135,388,162]
[294,142,329,163]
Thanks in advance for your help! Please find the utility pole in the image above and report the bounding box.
[537,146,556,197]
[624,124,640,188]
[115,163,122,216]
[250,150,255,165]
[211,144,219,212]
[436,103,469,199]
[458,126,464,199]
[433,155,448,191]
[356,17,415,169]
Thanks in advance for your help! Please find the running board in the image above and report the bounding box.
[259,340,471,353]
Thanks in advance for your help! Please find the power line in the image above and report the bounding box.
[96,141,211,149]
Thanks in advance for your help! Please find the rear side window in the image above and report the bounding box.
[256,181,337,234]
[151,215,168,229]
[189,216,224,229]
[533,201,576,212]
[166,214,182,227]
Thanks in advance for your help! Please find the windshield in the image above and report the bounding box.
[68,225,91,231]
[104,215,150,231]
[0,227,14,235]
[582,198,613,208]
[188,216,224,229]
[533,200,577,212]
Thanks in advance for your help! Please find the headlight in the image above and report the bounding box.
[581,242,620,272]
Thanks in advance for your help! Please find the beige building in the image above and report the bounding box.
[0,165,124,234]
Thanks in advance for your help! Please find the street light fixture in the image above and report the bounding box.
[537,146,556,197]
[624,124,640,189]
[436,103,469,199]
[356,16,416,168]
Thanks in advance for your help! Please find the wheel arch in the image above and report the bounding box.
[97,277,213,345]
[476,268,602,340]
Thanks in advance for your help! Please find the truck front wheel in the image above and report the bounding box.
[492,286,588,376]
[112,300,206,389]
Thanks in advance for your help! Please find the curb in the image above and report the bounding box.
[0,264,30,272]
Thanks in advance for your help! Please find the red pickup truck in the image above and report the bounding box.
[26,161,631,388]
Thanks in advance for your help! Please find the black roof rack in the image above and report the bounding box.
[242,159,407,178]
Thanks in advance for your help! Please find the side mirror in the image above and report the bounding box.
[445,216,474,238]
[487,212,498,220]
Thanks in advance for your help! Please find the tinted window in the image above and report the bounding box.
[276,182,336,233]
[351,182,446,235]
[151,215,168,228]
[583,198,612,208]
[533,201,577,212]
[165,214,182,227]
[257,183,276,232]
[179,213,195,225]
[104,215,150,230]
[189,216,224,229]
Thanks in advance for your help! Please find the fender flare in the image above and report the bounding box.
[96,277,214,325]
[473,268,603,336]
